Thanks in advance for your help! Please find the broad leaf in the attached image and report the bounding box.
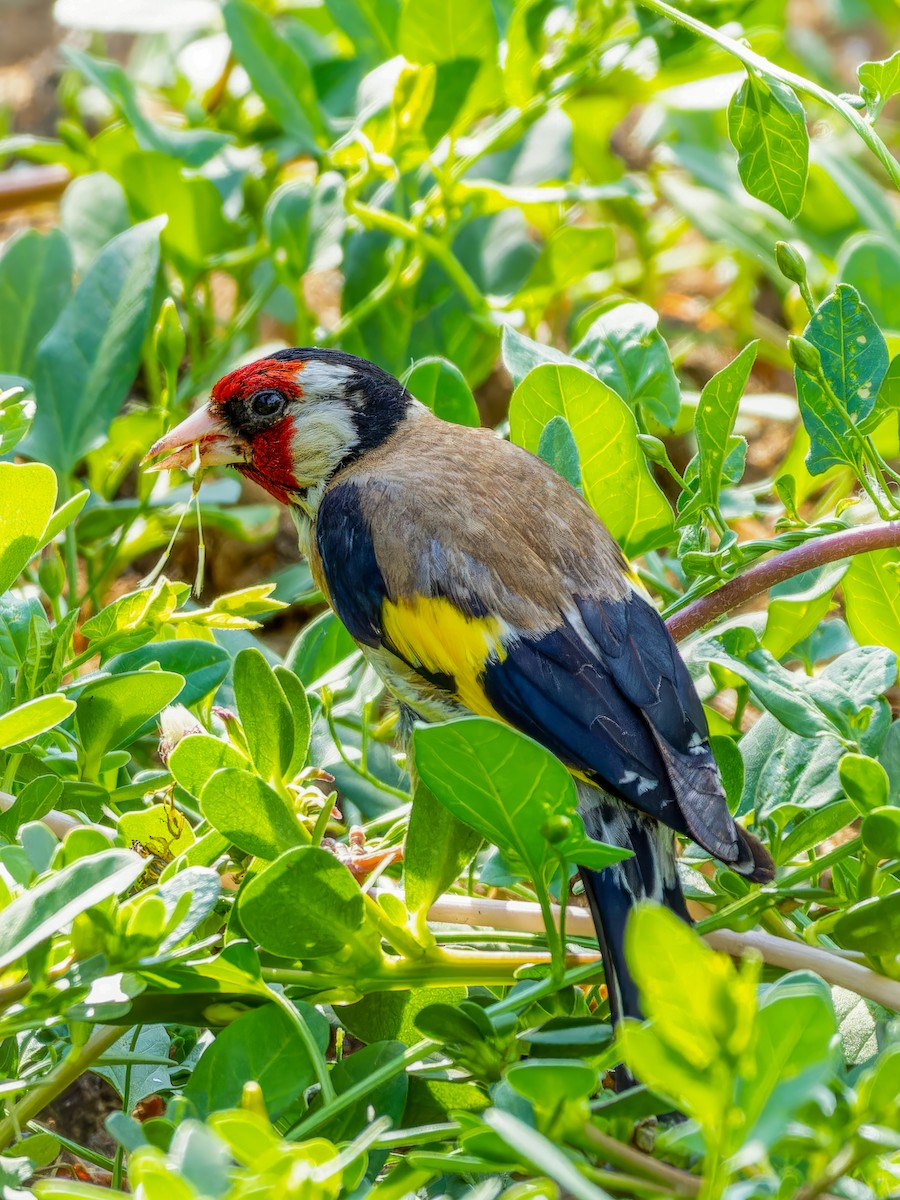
[223,0,325,152]
[121,153,236,281]
[843,548,900,657]
[413,717,629,879]
[403,357,480,426]
[236,845,381,961]
[0,848,144,970]
[0,229,71,377]
[509,363,674,555]
[573,302,681,428]
[201,769,305,861]
[233,648,294,783]
[680,342,757,521]
[185,1003,329,1119]
[0,693,76,750]
[728,73,809,218]
[795,285,888,474]
[858,50,900,121]
[28,220,163,477]
[0,462,57,594]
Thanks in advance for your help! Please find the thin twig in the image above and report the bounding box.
[577,1124,701,1197]
[665,521,900,641]
[424,894,900,1011]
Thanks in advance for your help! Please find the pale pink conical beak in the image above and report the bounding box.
[142,404,250,472]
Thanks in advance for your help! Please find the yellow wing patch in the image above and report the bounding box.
[381,595,507,718]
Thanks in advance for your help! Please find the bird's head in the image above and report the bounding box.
[144,348,412,504]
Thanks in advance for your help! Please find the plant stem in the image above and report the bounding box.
[422,892,900,1011]
[267,987,336,1106]
[288,1039,434,1140]
[636,0,900,192]
[576,1123,700,1196]
[0,1024,123,1152]
[348,201,489,314]
[665,520,900,640]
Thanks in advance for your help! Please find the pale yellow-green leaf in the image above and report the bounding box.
[843,548,900,660]
[0,461,57,594]
[509,364,673,556]
[0,693,76,750]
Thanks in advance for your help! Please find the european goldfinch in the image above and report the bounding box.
[146,347,774,1023]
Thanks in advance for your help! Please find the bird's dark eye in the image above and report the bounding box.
[249,389,285,418]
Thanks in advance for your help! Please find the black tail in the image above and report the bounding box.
[578,789,690,1028]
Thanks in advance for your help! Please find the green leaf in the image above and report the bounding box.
[501,326,580,389]
[185,1002,328,1119]
[573,302,681,428]
[761,565,845,661]
[398,0,500,113]
[737,976,837,1152]
[201,769,305,861]
[0,776,62,841]
[319,1040,409,1143]
[38,490,90,552]
[0,693,76,750]
[74,670,184,773]
[233,648,294,783]
[60,172,131,272]
[413,717,629,881]
[482,1110,612,1200]
[858,50,900,121]
[727,73,809,218]
[285,610,359,688]
[834,892,900,953]
[505,1060,597,1107]
[223,0,325,152]
[27,220,163,477]
[839,753,889,814]
[402,357,480,427]
[839,234,900,335]
[105,641,229,709]
[739,646,895,821]
[707,627,852,740]
[323,0,399,61]
[121,153,236,281]
[795,285,888,474]
[509,364,673,556]
[62,47,228,167]
[405,780,483,919]
[0,229,71,377]
[679,342,758,521]
[0,848,144,970]
[265,172,346,279]
[0,386,35,458]
[537,416,582,492]
[274,666,311,779]
[0,462,57,594]
[861,806,900,859]
[843,548,900,658]
[237,845,380,961]
[620,905,759,1137]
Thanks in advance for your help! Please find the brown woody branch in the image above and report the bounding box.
[665,521,900,642]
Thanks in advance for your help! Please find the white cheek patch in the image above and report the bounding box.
[289,399,359,486]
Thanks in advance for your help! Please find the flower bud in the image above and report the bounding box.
[788,335,822,376]
[775,241,808,286]
[541,815,574,845]
[154,298,186,380]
